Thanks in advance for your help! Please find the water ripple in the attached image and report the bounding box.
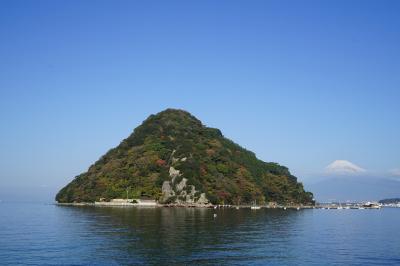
[1,204,400,265]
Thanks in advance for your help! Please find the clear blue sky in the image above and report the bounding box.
[1,0,399,200]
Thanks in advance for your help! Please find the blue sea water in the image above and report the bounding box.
[0,203,399,265]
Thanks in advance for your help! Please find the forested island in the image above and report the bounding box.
[379,198,400,204]
[56,109,314,206]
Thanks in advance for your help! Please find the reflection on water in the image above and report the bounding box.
[1,203,400,265]
[57,207,304,265]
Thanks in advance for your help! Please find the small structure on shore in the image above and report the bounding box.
[94,198,157,206]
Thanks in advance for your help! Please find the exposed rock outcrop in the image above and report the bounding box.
[161,181,175,203]
[169,166,181,183]
[197,193,209,204]
[176,178,187,192]
[160,157,210,205]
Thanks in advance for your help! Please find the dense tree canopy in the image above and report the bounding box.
[56,109,314,205]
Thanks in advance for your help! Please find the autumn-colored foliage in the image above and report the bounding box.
[56,109,314,205]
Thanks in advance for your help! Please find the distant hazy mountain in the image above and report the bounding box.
[305,176,400,202]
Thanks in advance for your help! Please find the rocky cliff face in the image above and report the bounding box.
[56,109,314,205]
[160,159,210,205]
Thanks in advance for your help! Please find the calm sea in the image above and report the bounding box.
[0,202,399,265]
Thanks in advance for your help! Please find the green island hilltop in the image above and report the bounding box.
[56,109,314,205]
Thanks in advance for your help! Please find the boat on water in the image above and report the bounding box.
[362,202,381,209]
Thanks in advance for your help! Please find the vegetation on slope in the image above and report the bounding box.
[379,198,400,204]
[56,109,313,205]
